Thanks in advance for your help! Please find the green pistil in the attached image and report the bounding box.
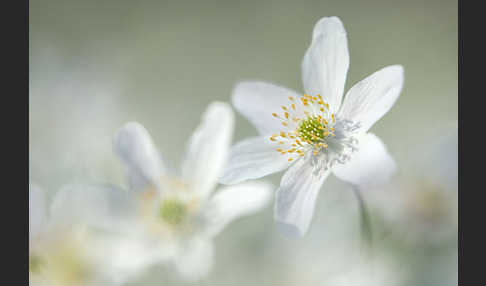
[297,116,327,144]
[159,199,187,226]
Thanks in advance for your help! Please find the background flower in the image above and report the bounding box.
[29,183,121,286]
[77,103,273,283]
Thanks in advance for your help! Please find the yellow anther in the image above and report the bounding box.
[280,131,286,137]
[291,104,296,110]
[284,112,289,119]
[270,136,276,141]
[282,106,288,111]
[332,114,335,123]
[276,148,282,152]
[272,113,279,117]
[288,158,294,162]
[282,122,288,126]
[288,96,294,101]
[320,107,325,112]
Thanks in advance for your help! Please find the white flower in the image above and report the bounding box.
[220,16,404,236]
[366,128,458,243]
[88,102,272,282]
[29,183,116,286]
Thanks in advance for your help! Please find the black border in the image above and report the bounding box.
[5,0,29,284]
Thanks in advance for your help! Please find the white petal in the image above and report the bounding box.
[333,133,397,188]
[29,183,46,244]
[301,16,349,113]
[174,238,214,281]
[204,181,273,237]
[49,182,137,232]
[232,81,303,135]
[274,157,330,237]
[113,122,164,191]
[181,102,234,199]
[219,136,292,185]
[338,65,404,132]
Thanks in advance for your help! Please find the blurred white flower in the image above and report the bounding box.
[29,183,117,286]
[86,102,273,283]
[220,16,404,236]
[367,128,458,244]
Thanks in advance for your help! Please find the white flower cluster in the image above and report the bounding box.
[29,16,405,285]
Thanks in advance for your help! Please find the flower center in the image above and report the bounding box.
[159,199,187,226]
[30,237,92,285]
[269,93,361,169]
[29,254,44,274]
[297,115,333,144]
[269,94,337,161]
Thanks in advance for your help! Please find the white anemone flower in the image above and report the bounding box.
[29,183,116,286]
[220,16,404,236]
[90,102,272,282]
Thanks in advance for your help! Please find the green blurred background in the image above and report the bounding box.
[29,0,457,285]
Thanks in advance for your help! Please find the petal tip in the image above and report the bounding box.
[386,64,405,76]
[206,101,233,114]
[230,81,263,108]
[204,101,235,129]
[113,121,150,149]
[312,16,346,40]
